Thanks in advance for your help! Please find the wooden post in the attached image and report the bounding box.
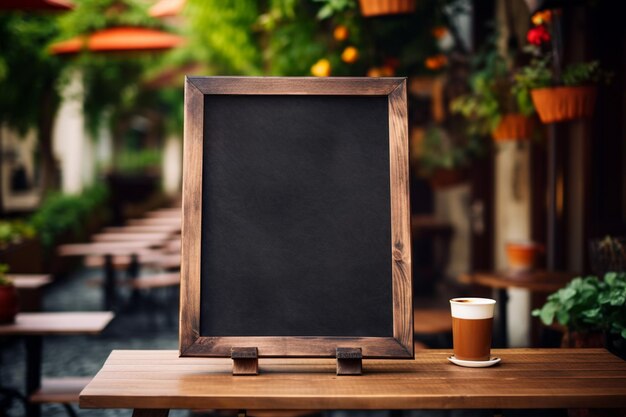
[231,347,258,375]
[336,347,362,375]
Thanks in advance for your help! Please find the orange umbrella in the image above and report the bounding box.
[0,0,73,10]
[49,26,184,55]
[149,0,185,18]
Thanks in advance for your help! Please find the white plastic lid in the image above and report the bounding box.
[450,297,496,319]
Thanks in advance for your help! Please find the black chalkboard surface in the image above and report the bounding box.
[180,77,413,359]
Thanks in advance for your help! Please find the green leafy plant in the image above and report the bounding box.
[561,61,612,86]
[0,264,11,286]
[115,149,162,174]
[418,126,484,175]
[0,13,65,193]
[451,49,535,137]
[514,58,610,91]
[30,185,110,248]
[532,273,626,340]
[0,221,36,249]
[313,0,356,20]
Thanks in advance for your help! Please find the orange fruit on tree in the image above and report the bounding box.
[333,25,349,41]
[311,59,331,77]
[341,46,359,64]
[367,67,383,77]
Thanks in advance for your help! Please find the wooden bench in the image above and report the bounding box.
[91,232,172,243]
[87,273,180,290]
[103,225,180,234]
[29,377,91,404]
[84,251,179,270]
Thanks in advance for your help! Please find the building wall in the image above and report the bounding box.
[52,71,99,194]
[0,125,41,212]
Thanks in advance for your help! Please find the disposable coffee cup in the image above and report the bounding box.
[450,298,496,362]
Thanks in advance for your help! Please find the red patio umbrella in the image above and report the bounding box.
[0,0,73,11]
[49,26,184,55]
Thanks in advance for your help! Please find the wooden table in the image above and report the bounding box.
[91,232,172,243]
[459,270,576,347]
[79,349,626,416]
[58,241,165,310]
[103,225,181,234]
[9,274,52,311]
[0,312,114,417]
[128,218,181,227]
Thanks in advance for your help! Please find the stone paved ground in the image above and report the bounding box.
[0,267,560,417]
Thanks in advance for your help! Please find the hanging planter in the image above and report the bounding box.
[492,113,535,142]
[530,85,597,123]
[358,0,416,17]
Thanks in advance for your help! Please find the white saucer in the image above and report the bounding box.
[447,356,501,368]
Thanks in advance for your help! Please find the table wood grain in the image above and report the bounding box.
[0,312,114,335]
[79,349,626,411]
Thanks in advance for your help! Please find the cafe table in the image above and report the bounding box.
[0,311,114,417]
[58,241,165,310]
[80,348,626,416]
[9,274,52,311]
[459,270,575,347]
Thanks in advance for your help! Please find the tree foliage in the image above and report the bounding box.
[0,13,63,133]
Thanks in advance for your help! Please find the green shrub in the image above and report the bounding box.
[30,184,109,248]
[0,263,11,286]
[0,220,36,249]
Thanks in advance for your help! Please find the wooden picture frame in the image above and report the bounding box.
[180,77,412,359]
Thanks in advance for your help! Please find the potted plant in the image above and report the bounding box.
[451,48,536,142]
[0,264,19,324]
[505,241,544,273]
[513,9,611,123]
[532,273,626,354]
[514,58,610,123]
[589,236,626,277]
[417,127,482,189]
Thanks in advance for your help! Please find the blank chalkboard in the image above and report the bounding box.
[180,77,413,358]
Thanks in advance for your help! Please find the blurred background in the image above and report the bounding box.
[1,0,626,416]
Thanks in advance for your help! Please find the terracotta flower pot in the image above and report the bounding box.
[0,284,19,324]
[491,113,535,142]
[505,241,544,273]
[530,86,597,123]
[358,0,416,16]
[428,167,468,190]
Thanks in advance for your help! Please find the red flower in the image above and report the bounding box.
[527,25,551,46]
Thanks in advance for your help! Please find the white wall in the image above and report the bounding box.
[435,184,471,281]
[162,134,182,195]
[52,70,100,194]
